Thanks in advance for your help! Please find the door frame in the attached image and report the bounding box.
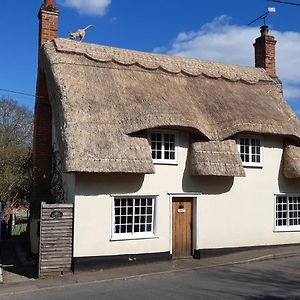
[168,193,200,256]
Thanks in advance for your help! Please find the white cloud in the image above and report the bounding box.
[156,15,300,107]
[57,0,111,16]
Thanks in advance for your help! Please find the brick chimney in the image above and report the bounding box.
[38,0,59,50]
[31,0,59,223]
[253,25,277,77]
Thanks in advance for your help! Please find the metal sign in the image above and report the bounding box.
[50,210,64,219]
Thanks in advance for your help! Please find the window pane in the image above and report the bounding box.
[150,132,176,162]
[239,137,261,165]
[151,133,162,160]
[121,225,126,233]
[115,197,154,235]
[275,196,300,228]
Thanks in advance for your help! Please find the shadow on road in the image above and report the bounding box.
[0,236,38,281]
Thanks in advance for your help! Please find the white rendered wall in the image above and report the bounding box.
[73,133,300,258]
[196,136,300,249]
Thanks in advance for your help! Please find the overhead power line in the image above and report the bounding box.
[0,88,36,98]
[268,0,300,6]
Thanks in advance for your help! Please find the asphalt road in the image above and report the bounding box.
[2,256,300,300]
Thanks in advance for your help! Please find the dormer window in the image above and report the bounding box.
[149,130,178,164]
[237,135,263,167]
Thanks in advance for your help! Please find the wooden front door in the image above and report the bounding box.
[172,198,193,258]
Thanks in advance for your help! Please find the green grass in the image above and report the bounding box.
[11,224,27,236]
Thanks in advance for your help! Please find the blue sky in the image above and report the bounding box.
[1,0,300,116]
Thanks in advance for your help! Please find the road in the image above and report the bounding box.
[1,256,300,300]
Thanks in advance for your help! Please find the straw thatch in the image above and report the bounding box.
[40,39,300,174]
[189,140,245,177]
[283,145,300,178]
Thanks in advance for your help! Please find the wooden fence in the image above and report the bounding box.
[39,203,74,277]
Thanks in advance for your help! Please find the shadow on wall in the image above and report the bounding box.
[182,174,234,195]
[182,154,234,195]
[76,173,145,196]
[278,156,300,193]
[75,167,235,196]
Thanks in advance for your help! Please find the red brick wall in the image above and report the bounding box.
[32,2,59,217]
[38,4,59,51]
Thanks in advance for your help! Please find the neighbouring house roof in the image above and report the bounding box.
[283,145,300,179]
[40,39,300,175]
[189,140,245,177]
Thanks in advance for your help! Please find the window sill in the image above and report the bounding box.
[274,227,300,232]
[242,163,263,168]
[153,161,178,166]
[110,234,159,242]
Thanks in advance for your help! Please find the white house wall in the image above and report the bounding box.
[73,132,300,258]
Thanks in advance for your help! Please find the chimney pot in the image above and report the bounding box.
[44,0,54,6]
[260,25,269,36]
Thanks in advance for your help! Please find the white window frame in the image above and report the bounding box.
[236,135,263,167]
[148,130,178,165]
[111,195,158,241]
[274,194,300,232]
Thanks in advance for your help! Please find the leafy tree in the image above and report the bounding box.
[0,97,33,224]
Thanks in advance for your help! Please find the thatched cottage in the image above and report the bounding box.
[32,0,300,273]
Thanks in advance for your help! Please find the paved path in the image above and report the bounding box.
[0,244,300,299]
[1,255,300,299]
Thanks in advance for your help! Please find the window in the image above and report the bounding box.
[275,195,300,231]
[237,136,263,167]
[112,197,155,239]
[150,131,178,164]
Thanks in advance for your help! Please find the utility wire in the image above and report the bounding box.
[268,0,300,6]
[0,88,37,98]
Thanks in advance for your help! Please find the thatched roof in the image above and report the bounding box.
[283,145,300,178]
[189,140,245,177]
[40,39,300,174]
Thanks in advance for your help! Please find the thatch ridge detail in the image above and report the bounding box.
[52,39,273,83]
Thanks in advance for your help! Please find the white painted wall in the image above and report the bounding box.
[197,136,300,249]
[73,132,300,258]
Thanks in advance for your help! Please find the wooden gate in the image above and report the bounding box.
[172,198,193,258]
[39,203,73,277]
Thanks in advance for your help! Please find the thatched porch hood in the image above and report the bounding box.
[40,39,300,177]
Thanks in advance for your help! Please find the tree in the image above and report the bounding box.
[0,97,33,224]
[0,97,33,146]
